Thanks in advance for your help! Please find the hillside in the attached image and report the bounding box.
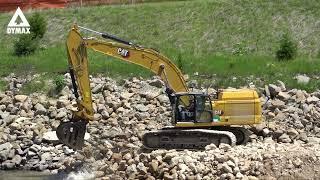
[0,0,320,92]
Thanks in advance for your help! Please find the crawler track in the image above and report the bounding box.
[142,128,237,150]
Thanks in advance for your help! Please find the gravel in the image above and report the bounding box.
[0,74,320,179]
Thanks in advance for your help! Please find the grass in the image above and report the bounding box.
[1,0,320,93]
[19,74,53,94]
[0,80,6,92]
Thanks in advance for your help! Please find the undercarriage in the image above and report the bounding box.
[142,126,249,150]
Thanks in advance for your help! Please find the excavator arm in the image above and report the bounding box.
[56,25,188,149]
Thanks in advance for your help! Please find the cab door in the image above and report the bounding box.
[195,95,213,123]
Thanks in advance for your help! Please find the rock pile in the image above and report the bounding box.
[251,81,320,144]
[0,75,320,179]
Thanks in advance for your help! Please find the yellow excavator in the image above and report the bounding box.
[56,24,262,150]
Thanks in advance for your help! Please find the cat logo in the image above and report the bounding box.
[214,110,223,116]
[117,48,129,57]
[7,7,30,34]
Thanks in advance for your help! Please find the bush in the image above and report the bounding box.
[13,12,46,56]
[276,34,297,61]
[29,12,47,39]
[54,75,65,93]
[14,34,39,56]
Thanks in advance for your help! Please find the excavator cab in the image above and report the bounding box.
[174,93,213,124]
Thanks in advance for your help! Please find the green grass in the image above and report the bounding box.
[1,0,320,93]
[19,74,50,94]
[0,80,6,92]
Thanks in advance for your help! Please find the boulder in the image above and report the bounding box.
[150,160,159,173]
[92,84,104,94]
[14,95,28,102]
[12,155,22,165]
[137,162,147,175]
[126,164,137,174]
[268,84,281,97]
[306,96,319,104]
[57,99,70,108]
[278,133,291,143]
[56,110,67,120]
[34,103,47,115]
[271,99,286,109]
[94,171,105,178]
[287,128,299,139]
[295,90,306,102]
[157,94,169,104]
[276,80,286,91]
[149,79,163,88]
[295,74,310,84]
[277,92,291,101]
[221,163,233,173]
[135,104,148,112]
[262,128,271,137]
[274,111,286,121]
[292,158,303,168]
[0,96,12,106]
[63,146,74,155]
[42,131,60,142]
[0,142,13,161]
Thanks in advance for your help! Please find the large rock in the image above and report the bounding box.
[14,95,28,102]
[271,99,286,109]
[306,96,319,104]
[121,92,134,99]
[277,92,291,101]
[292,158,303,168]
[295,90,306,102]
[149,79,163,88]
[57,99,70,108]
[276,80,286,91]
[251,123,266,134]
[137,162,147,175]
[274,111,287,122]
[40,152,52,162]
[101,110,110,119]
[150,160,159,173]
[56,110,67,120]
[295,74,310,84]
[0,96,12,106]
[268,84,281,97]
[221,163,233,173]
[12,155,22,165]
[92,84,104,94]
[34,103,47,115]
[126,164,137,174]
[287,128,299,139]
[0,142,13,161]
[135,104,148,112]
[278,133,291,143]
[140,91,159,100]
[157,95,169,104]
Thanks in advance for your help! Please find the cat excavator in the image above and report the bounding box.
[56,24,262,150]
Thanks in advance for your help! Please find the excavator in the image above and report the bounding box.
[56,24,262,150]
